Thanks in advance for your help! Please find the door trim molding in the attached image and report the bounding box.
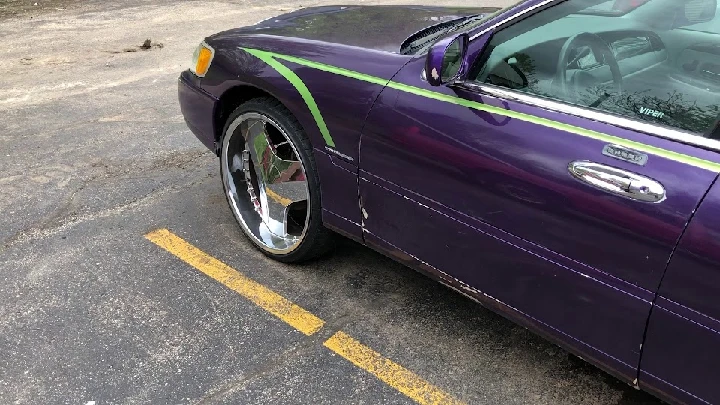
[458,81,720,155]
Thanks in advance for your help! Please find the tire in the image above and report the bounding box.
[219,97,335,263]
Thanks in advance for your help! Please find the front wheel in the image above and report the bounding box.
[220,97,334,263]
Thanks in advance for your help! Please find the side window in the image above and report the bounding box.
[472,0,720,136]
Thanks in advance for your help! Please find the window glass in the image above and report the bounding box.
[473,0,720,135]
[442,38,464,81]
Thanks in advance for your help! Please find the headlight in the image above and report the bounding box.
[190,42,214,77]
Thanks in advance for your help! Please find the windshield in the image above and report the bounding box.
[578,0,720,22]
[400,1,524,55]
[579,0,651,15]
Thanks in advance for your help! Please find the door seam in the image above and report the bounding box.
[635,172,720,386]
[357,57,418,243]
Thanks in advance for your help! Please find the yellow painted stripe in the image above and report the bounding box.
[324,331,465,405]
[146,229,462,404]
[265,188,293,206]
[145,228,324,335]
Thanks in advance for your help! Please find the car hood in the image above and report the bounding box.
[212,5,500,53]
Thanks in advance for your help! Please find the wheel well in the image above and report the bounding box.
[213,85,273,151]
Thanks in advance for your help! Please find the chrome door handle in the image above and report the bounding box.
[568,161,666,203]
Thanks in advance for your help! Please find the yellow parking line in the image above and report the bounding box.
[265,188,293,206]
[324,331,465,405]
[145,228,464,405]
[145,228,324,336]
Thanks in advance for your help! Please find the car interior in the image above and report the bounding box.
[474,0,720,136]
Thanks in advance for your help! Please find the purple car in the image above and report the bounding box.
[178,0,720,403]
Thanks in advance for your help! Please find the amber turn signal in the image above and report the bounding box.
[191,43,214,77]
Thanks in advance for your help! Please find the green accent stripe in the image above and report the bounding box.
[246,47,720,172]
[382,81,720,172]
[243,48,335,147]
[275,53,391,87]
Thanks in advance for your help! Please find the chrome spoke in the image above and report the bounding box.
[221,112,310,254]
[230,153,244,173]
[242,118,271,217]
[265,180,309,236]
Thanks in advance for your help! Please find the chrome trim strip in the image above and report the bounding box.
[470,0,559,41]
[460,82,720,153]
[568,160,666,203]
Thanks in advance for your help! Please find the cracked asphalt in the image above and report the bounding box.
[0,0,663,404]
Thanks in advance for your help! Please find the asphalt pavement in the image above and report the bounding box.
[0,0,663,404]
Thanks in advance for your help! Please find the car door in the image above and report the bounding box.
[634,4,720,403]
[358,0,720,384]
[640,182,720,405]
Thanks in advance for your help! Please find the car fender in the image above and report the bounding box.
[201,35,414,164]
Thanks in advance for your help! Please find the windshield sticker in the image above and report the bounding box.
[639,107,665,119]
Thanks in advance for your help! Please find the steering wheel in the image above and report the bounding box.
[554,32,623,101]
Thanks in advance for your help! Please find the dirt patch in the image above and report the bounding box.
[107,39,165,54]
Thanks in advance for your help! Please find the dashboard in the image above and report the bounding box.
[506,29,668,85]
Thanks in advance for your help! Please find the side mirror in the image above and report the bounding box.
[425,33,469,87]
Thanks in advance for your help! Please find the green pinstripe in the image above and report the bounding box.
[244,48,335,147]
[243,47,720,173]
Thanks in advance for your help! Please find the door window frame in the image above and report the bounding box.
[454,0,720,153]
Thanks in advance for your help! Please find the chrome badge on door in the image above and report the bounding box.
[602,144,648,166]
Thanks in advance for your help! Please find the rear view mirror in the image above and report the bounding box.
[640,0,718,29]
[678,0,717,26]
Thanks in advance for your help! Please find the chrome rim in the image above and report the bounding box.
[221,112,310,254]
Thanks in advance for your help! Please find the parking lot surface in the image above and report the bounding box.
[0,1,663,404]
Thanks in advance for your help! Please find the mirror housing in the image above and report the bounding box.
[425,33,469,87]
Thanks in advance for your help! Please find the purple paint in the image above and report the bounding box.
[178,2,720,403]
